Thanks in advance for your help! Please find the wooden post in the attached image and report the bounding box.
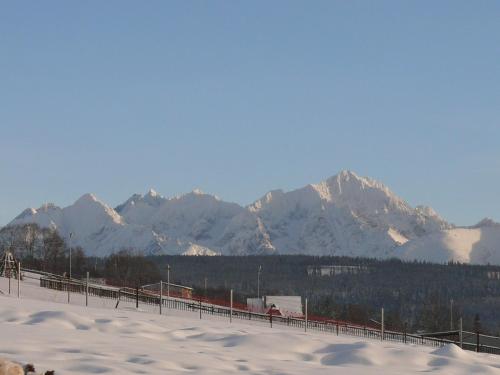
[459,317,463,349]
[476,331,480,352]
[17,262,20,298]
[8,271,11,294]
[381,307,385,341]
[136,285,139,309]
[230,289,233,323]
[199,298,202,319]
[115,289,121,309]
[305,298,308,332]
[160,281,163,315]
[86,272,89,307]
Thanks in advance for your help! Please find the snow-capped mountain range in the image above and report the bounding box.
[7,171,500,264]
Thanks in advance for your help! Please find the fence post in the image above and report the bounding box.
[159,281,163,315]
[476,331,480,352]
[459,317,463,349]
[8,271,11,294]
[381,307,384,341]
[136,285,139,309]
[67,277,70,304]
[86,272,89,307]
[199,298,202,320]
[305,298,308,333]
[230,289,233,323]
[115,289,121,309]
[404,322,407,344]
[336,321,339,335]
[166,280,169,310]
[17,261,21,298]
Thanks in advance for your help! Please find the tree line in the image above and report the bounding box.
[2,223,500,336]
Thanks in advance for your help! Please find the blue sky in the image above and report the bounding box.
[1,1,499,226]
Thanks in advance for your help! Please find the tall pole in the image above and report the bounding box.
[69,232,73,279]
[257,265,262,299]
[167,264,170,298]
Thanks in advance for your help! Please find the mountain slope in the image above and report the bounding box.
[10,193,165,256]
[248,171,450,257]
[398,219,500,264]
[7,170,499,264]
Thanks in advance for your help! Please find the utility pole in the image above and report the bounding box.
[257,265,262,299]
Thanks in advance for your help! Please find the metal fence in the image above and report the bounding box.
[34,272,500,356]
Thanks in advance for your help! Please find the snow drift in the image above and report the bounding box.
[1,275,500,375]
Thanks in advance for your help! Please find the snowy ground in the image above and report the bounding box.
[1,275,500,374]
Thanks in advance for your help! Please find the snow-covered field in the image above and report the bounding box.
[1,275,499,374]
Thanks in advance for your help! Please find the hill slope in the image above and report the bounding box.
[1,277,499,375]
[398,220,500,264]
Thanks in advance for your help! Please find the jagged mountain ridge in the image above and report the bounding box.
[8,170,498,264]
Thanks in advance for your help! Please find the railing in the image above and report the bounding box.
[35,272,500,356]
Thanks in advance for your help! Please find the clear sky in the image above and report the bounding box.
[1,1,499,227]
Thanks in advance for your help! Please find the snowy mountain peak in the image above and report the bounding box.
[14,207,38,220]
[471,218,500,228]
[10,170,500,263]
[327,170,392,196]
[249,190,285,211]
[143,189,165,206]
[75,193,99,204]
[146,188,159,197]
[71,193,123,226]
[173,189,221,202]
[338,169,360,180]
